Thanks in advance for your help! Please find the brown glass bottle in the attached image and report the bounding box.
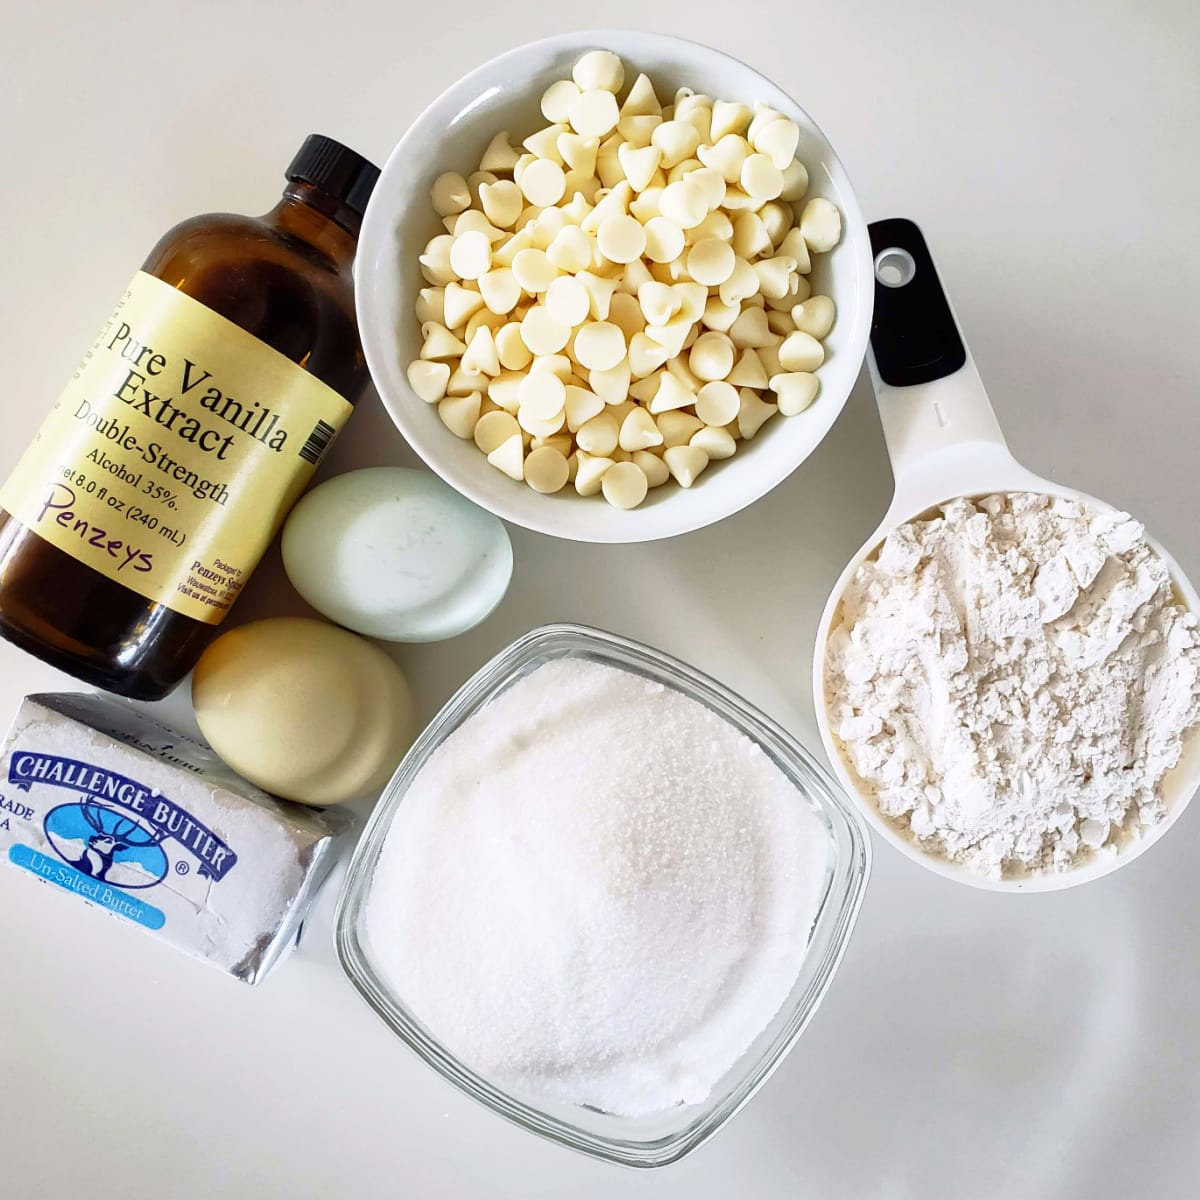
[0,135,379,700]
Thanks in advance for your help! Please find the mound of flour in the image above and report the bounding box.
[825,493,1200,877]
[363,658,830,1117]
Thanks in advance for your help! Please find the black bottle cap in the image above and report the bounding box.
[286,135,380,218]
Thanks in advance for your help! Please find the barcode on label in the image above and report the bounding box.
[299,420,337,466]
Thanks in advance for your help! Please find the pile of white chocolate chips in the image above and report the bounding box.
[407,50,841,509]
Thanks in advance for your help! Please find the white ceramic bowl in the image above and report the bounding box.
[355,30,873,543]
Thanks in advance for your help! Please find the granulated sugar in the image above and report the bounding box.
[825,493,1200,878]
[363,658,829,1117]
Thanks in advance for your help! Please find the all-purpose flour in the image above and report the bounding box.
[363,658,830,1117]
[825,493,1200,878]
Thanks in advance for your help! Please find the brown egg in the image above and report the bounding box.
[192,618,414,806]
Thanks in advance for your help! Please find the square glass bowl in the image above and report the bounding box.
[334,624,871,1167]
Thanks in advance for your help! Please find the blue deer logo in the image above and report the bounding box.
[72,799,167,883]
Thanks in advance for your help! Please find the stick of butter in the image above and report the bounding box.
[0,693,347,984]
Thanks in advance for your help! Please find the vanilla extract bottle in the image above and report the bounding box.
[0,135,379,699]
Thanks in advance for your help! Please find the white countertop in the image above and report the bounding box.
[2,3,1198,1197]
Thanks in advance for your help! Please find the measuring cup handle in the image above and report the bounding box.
[866,219,1009,487]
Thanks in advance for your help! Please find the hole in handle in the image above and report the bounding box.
[874,247,916,288]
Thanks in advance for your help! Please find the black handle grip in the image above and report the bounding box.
[868,218,966,388]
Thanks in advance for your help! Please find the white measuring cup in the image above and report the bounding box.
[812,219,1200,891]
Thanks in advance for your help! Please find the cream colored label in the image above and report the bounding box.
[0,272,353,624]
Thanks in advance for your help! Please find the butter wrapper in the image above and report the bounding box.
[0,693,346,984]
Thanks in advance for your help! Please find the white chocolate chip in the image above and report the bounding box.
[770,371,820,415]
[430,171,471,216]
[565,385,605,431]
[718,257,759,306]
[487,373,524,412]
[656,410,703,447]
[752,116,800,170]
[691,424,737,460]
[695,380,740,427]
[465,308,505,343]
[573,321,626,371]
[512,248,559,293]
[619,405,664,451]
[419,233,456,284]
[617,143,663,193]
[780,159,809,202]
[420,322,467,360]
[443,282,485,330]
[569,89,620,138]
[524,124,568,163]
[543,226,590,274]
[617,113,662,148]
[792,295,836,339]
[754,255,798,300]
[710,100,751,140]
[519,159,567,207]
[627,331,670,377]
[573,50,625,93]
[575,411,620,455]
[495,324,533,372]
[449,230,493,280]
[597,214,647,264]
[518,370,567,422]
[416,286,446,325]
[487,433,525,480]
[642,216,686,263]
[478,269,522,315]
[438,391,482,438]
[728,306,775,349]
[602,460,649,509]
[687,210,733,244]
[588,359,632,405]
[689,331,735,382]
[517,405,566,438]
[479,180,524,229]
[651,119,702,169]
[605,293,645,340]
[686,238,736,287]
[799,197,842,252]
[737,388,778,438]
[759,201,792,247]
[637,281,680,327]
[524,445,570,493]
[777,330,825,372]
[544,275,592,328]
[701,297,740,332]
[741,153,785,200]
[621,72,661,116]
[648,371,695,415]
[407,359,451,403]
[520,306,571,355]
[663,444,709,488]
[776,226,812,274]
[632,449,670,487]
[574,451,615,496]
[448,366,486,397]
[480,131,520,173]
[474,410,521,453]
[541,80,582,124]
[695,133,748,185]
[731,211,771,259]
[747,104,784,143]
[727,348,769,388]
[461,326,501,376]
